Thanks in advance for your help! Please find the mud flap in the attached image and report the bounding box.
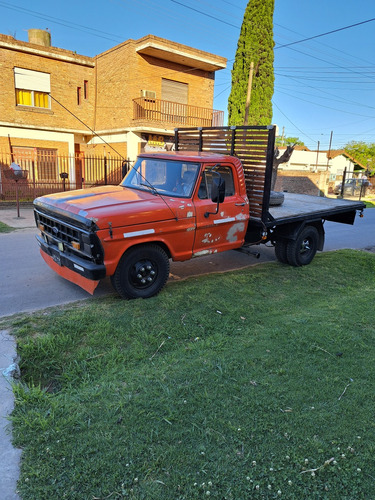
[40,250,100,295]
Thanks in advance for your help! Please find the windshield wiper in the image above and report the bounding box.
[140,182,158,195]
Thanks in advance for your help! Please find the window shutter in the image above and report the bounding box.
[14,67,51,93]
[161,79,188,104]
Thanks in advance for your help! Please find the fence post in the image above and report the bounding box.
[104,155,108,185]
[340,168,347,198]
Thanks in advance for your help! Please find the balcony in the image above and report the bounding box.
[133,97,224,128]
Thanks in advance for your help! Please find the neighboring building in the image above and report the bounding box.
[0,30,226,187]
[275,146,366,196]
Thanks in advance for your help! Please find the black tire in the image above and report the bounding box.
[274,239,289,264]
[113,244,170,299]
[269,191,285,206]
[286,226,319,267]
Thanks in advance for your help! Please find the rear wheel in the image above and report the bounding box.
[274,239,289,264]
[286,226,319,267]
[113,244,170,299]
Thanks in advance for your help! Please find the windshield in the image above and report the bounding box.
[122,158,200,197]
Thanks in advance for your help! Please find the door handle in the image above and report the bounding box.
[235,202,246,206]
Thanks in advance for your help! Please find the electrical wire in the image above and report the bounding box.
[170,0,240,29]
[272,101,317,145]
[275,17,375,50]
[0,1,124,43]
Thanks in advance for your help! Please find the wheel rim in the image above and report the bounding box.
[300,238,312,255]
[129,259,158,289]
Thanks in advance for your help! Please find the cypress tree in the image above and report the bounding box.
[228,0,275,126]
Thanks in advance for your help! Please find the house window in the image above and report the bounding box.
[84,80,88,99]
[14,67,51,109]
[77,87,82,105]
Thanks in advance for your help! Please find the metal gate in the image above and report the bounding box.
[0,152,131,202]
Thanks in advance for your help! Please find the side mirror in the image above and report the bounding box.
[205,173,226,218]
[211,176,226,203]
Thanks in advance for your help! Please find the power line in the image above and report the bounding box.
[275,89,375,119]
[275,17,375,49]
[272,101,317,144]
[170,0,239,29]
[0,1,124,42]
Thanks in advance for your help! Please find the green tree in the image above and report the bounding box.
[344,141,375,175]
[275,136,305,147]
[228,0,275,126]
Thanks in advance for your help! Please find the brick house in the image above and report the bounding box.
[0,29,226,190]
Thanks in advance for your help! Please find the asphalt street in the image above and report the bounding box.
[1,206,374,318]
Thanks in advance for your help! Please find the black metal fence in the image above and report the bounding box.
[0,152,131,201]
[334,168,373,200]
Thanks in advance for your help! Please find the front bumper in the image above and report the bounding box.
[36,234,106,281]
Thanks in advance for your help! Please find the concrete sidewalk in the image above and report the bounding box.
[0,331,21,500]
[0,206,33,500]
[0,206,35,229]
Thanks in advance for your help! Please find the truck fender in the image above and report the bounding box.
[274,221,325,251]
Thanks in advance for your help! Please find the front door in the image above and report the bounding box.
[192,163,249,257]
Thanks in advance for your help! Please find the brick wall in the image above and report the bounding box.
[0,34,95,132]
[275,170,327,196]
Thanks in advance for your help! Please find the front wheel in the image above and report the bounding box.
[113,244,170,299]
[286,226,319,267]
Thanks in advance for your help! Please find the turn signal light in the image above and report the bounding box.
[71,241,80,250]
[39,224,45,232]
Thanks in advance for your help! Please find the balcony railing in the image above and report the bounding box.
[133,97,224,128]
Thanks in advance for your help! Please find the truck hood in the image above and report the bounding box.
[34,185,178,229]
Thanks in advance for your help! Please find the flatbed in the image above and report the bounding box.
[266,193,364,225]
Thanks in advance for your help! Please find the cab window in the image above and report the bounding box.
[198,165,235,199]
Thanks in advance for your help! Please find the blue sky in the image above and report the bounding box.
[1,0,374,151]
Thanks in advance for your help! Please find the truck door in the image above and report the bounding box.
[192,163,249,257]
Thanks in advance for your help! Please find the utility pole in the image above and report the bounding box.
[243,61,254,126]
[315,141,320,169]
[326,131,333,170]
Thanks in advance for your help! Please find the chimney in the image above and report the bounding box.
[28,29,51,47]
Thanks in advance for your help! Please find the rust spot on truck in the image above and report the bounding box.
[227,223,245,243]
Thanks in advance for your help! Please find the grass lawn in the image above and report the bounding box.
[2,250,375,499]
[0,221,15,233]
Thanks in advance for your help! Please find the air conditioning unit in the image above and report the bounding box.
[141,90,156,99]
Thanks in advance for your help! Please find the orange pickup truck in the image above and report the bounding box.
[33,126,365,299]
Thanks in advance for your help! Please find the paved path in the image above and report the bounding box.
[0,204,374,500]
